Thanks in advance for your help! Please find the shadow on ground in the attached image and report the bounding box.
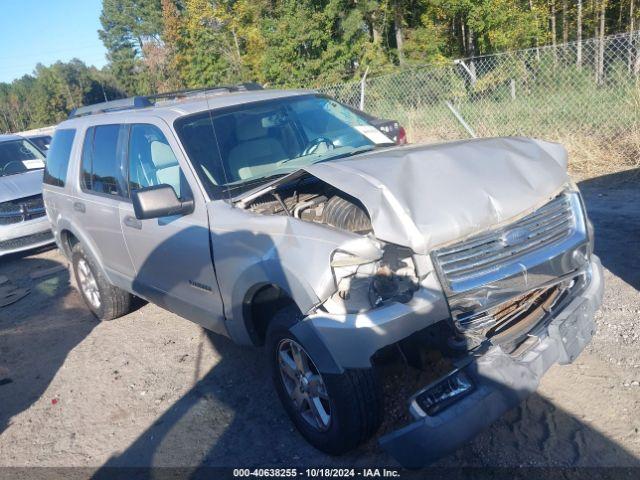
[3,170,632,474]
[0,249,98,433]
[93,185,639,477]
[578,168,640,291]
[93,328,640,475]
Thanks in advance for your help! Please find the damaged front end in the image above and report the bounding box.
[380,256,603,468]
[232,138,603,468]
[378,189,604,468]
[432,189,591,352]
[239,172,424,316]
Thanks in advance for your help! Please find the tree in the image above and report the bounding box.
[597,0,607,84]
[0,60,122,132]
[8,0,640,131]
[178,0,236,87]
[99,0,164,94]
[160,0,186,90]
[577,0,583,66]
[562,0,568,43]
[394,0,405,65]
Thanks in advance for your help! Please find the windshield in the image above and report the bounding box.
[174,95,394,197]
[0,139,46,177]
[28,135,52,152]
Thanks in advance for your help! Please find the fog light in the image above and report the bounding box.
[415,371,474,416]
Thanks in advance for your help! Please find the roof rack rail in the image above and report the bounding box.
[68,97,152,119]
[148,82,263,102]
[68,82,264,119]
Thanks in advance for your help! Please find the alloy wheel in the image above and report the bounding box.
[277,338,331,432]
[77,258,101,309]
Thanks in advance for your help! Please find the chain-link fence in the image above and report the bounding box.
[318,30,640,174]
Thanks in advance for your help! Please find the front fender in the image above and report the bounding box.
[225,261,320,345]
[208,200,368,345]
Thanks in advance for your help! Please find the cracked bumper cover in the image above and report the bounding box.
[292,275,450,373]
[379,255,604,469]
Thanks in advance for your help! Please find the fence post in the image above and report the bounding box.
[445,101,477,138]
[634,31,640,75]
[359,66,369,111]
[510,79,516,100]
[454,59,476,85]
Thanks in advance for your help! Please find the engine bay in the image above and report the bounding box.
[244,175,373,234]
[240,175,420,313]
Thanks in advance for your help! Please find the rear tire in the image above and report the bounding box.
[71,243,133,321]
[266,305,383,455]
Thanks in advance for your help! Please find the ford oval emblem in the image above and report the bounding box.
[500,227,531,247]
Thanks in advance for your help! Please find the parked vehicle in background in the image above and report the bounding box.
[0,134,54,257]
[345,105,407,145]
[43,86,603,468]
[25,134,52,152]
[17,126,55,153]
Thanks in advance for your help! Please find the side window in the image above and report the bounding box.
[43,129,76,187]
[128,124,186,199]
[81,125,124,197]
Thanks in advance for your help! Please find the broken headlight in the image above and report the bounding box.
[566,181,594,255]
[325,244,419,314]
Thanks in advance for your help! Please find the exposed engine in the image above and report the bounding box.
[242,175,419,313]
[245,177,373,234]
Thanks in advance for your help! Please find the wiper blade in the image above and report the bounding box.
[312,145,379,164]
[224,172,287,190]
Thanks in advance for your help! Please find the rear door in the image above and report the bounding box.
[74,124,134,285]
[118,120,225,333]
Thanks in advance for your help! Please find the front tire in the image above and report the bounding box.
[266,306,383,455]
[71,243,133,321]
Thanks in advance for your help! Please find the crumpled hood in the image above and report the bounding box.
[304,137,568,254]
[0,169,44,203]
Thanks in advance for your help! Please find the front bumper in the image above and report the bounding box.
[295,278,450,371]
[379,256,604,469]
[0,215,54,257]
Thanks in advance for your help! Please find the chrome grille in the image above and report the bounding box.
[0,195,46,226]
[433,192,577,292]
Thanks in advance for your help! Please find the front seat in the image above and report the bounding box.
[227,115,287,181]
[150,140,182,197]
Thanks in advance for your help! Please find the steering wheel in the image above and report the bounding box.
[302,137,335,156]
[1,160,24,176]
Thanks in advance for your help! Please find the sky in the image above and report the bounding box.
[0,0,108,83]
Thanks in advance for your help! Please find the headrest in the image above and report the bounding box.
[236,115,267,141]
[150,141,178,169]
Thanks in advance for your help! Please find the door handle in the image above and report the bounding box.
[73,202,86,213]
[123,215,142,230]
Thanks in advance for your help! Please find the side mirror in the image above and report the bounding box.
[131,184,194,220]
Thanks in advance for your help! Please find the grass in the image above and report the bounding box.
[318,51,640,178]
[348,66,640,179]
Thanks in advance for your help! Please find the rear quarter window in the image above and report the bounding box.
[43,129,76,187]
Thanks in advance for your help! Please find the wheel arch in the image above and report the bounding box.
[59,228,80,258]
[224,260,320,346]
[241,282,299,346]
[56,218,109,280]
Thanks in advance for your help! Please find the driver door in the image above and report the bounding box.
[119,121,226,334]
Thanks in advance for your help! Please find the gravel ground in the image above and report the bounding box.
[0,169,638,472]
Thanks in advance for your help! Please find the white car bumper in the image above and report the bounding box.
[0,215,54,257]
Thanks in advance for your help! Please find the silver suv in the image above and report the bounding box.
[43,86,603,467]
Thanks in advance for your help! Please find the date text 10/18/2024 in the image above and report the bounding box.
[233,468,401,478]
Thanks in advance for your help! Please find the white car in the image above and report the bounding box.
[0,134,54,257]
